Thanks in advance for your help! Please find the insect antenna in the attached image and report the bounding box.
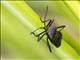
[44,6,48,26]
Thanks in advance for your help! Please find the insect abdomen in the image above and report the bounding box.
[54,38,61,47]
[54,31,62,47]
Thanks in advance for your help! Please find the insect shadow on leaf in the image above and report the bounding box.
[30,6,66,52]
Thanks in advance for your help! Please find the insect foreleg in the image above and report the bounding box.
[40,17,51,26]
[40,6,48,26]
[46,20,54,28]
[40,17,50,23]
[45,20,54,30]
[47,37,52,52]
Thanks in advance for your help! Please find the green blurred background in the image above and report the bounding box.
[1,1,80,60]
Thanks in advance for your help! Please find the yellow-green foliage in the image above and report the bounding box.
[1,1,80,60]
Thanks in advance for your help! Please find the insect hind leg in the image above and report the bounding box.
[38,32,46,41]
[31,30,45,37]
[47,37,52,52]
[31,27,44,34]
[57,25,66,31]
[30,27,45,36]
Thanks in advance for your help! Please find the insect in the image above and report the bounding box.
[31,6,65,52]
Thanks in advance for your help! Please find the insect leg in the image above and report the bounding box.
[36,31,46,37]
[57,25,66,31]
[31,30,45,37]
[47,20,54,27]
[40,17,45,23]
[38,32,46,41]
[40,6,48,26]
[40,17,51,23]
[45,19,54,30]
[47,37,52,52]
[31,27,44,34]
